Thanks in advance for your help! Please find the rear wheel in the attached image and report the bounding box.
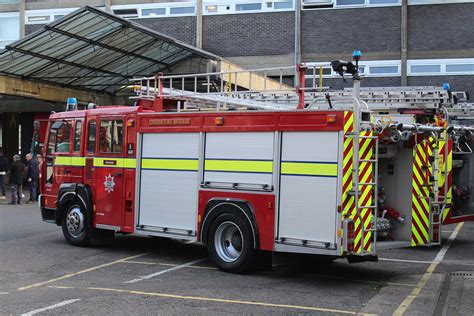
[207,213,256,273]
[61,202,90,246]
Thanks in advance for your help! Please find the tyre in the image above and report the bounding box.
[207,212,256,273]
[61,201,90,246]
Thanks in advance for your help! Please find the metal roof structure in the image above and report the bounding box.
[0,6,220,94]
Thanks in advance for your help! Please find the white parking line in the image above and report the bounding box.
[124,258,207,284]
[378,258,432,264]
[21,299,81,316]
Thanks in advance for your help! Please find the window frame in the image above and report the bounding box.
[86,119,97,155]
[73,120,83,153]
[98,119,124,155]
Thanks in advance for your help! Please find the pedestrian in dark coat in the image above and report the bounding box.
[0,148,6,199]
[9,154,25,205]
[25,153,39,203]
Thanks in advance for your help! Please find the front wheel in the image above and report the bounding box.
[207,213,256,273]
[61,202,90,246]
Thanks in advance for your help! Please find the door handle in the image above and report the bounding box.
[64,170,71,174]
[112,172,122,177]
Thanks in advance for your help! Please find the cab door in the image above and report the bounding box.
[93,117,125,230]
[70,120,84,183]
[42,120,73,209]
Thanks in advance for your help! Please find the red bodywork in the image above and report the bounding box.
[41,104,344,250]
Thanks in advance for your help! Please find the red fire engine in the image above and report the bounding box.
[39,57,473,272]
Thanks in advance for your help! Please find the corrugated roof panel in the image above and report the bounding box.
[0,6,219,94]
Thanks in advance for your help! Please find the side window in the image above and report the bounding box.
[73,121,82,152]
[87,120,96,153]
[47,127,57,155]
[56,123,71,153]
[99,120,123,153]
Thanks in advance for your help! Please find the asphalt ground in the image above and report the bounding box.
[1,201,473,315]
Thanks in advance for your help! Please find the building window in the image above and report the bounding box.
[446,64,474,73]
[170,6,195,15]
[336,0,365,5]
[27,15,50,23]
[274,1,294,9]
[410,65,441,74]
[206,5,218,12]
[235,3,263,11]
[0,14,19,48]
[369,65,399,75]
[369,0,399,4]
[113,8,139,19]
[142,8,166,16]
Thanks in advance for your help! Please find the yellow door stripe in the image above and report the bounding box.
[205,159,273,174]
[93,158,137,168]
[53,157,136,168]
[54,156,71,166]
[70,157,86,166]
[281,162,337,177]
[142,158,198,171]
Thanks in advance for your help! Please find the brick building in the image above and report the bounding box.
[0,0,473,154]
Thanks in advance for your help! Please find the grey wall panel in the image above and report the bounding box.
[302,7,401,55]
[202,12,294,57]
[408,3,474,52]
[134,16,196,45]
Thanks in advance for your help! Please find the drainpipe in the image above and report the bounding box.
[19,0,25,38]
[105,0,112,13]
[196,0,203,49]
[401,0,408,86]
[294,0,302,86]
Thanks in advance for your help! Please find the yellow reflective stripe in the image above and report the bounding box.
[205,159,272,173]
[142,158,198,171]
[123,159,136,168]
[281,162,337,177]
[70,157,86,166]
[54,156,71,166]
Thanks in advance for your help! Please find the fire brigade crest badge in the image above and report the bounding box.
[104,174,115,193]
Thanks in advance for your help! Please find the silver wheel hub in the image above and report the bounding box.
[214,221,243,263]
[66,207,84,238]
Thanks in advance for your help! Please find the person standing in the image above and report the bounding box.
[25,153,39,203]
[9,154,24,205]
[0,149,6,199]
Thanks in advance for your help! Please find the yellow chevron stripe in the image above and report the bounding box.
[344,112,354,133]
[412,198,429,224]
[412,210,429,241]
